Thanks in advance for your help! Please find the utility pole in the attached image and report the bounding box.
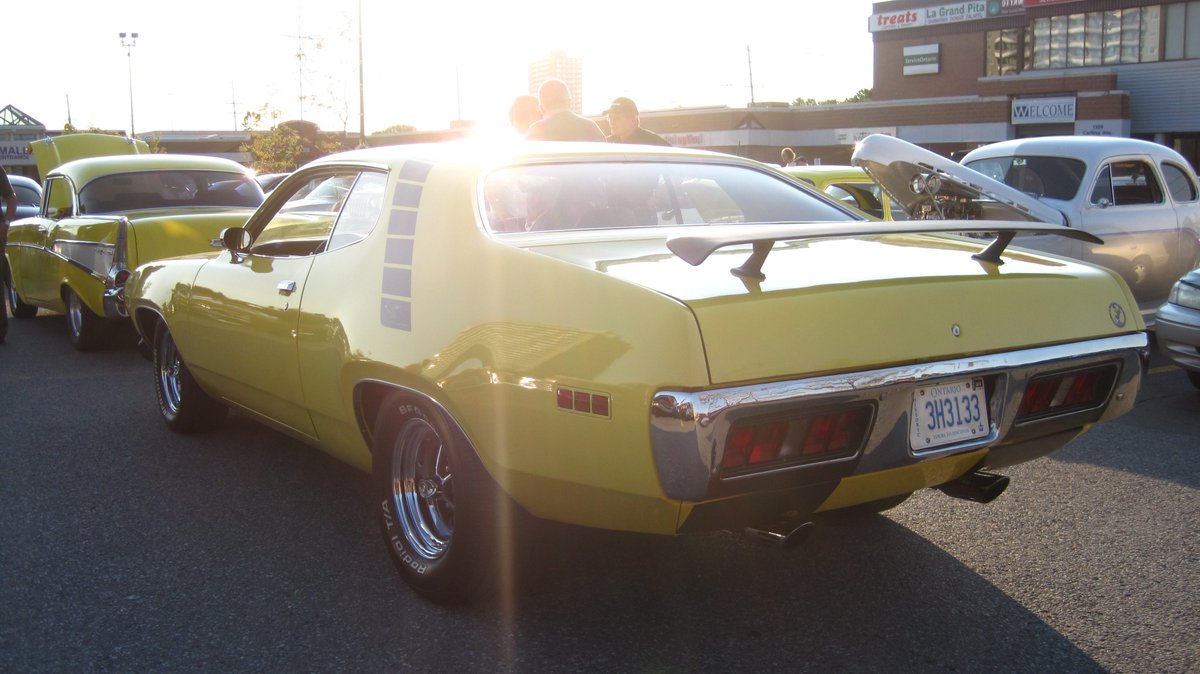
[358,0,366,146]
[285,18,322,121]
[746,46,756,106]
[119,32,139,136]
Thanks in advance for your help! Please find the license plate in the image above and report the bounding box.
[911,377,989,450]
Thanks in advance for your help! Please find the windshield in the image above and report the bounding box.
[963,155,1086,201]
[79,170,264,214]
[483,161,855,233]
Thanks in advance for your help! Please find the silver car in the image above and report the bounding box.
[1155,268,1200,390]
[854,135,1200,325]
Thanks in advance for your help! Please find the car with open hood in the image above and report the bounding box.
[4,133,264,349]
[853,134,1200,324]
[124,140,1146,603]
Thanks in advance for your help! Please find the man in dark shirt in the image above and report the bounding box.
[1,167,18,343]
[603,97,670,146]
[525,79,605,142]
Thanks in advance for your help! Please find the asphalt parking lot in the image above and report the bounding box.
[1,313,1196,673]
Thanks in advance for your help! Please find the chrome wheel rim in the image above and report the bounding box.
[391,418,454,561]
[67,293,83,337]
[156,334,184,416]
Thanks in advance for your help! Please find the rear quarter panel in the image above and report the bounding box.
[296,162,710,533]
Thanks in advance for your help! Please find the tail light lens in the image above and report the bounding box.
[721,406,872,475]
[1017,364,1118,421]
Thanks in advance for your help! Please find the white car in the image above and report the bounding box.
[854,135,1200,324]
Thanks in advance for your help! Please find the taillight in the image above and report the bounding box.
[1017,364,1118,421]
[721,406,871,474]
[112,269,131,286]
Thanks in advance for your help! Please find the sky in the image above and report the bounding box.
[7,0,877,137]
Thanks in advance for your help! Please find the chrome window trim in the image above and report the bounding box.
[650,333,1147,501]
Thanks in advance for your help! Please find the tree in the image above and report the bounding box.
[791,88,872,106]
[240,105,348,173]
[373,124,417,135]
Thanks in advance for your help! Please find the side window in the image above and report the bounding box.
[43,177,74,219]
[1161,162,1198,202]
[1090,166,1113,205]
[1095,160,1164,206]
[253,170,362,256]
[327,172,387,252]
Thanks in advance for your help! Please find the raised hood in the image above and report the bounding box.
[852,134,1066,225]
[30,133,151,178]
[534,222,1135,385]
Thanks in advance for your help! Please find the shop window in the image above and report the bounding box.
[1165,1,1200,59]
[1026,6,1161,71]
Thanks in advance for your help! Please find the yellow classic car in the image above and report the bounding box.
[4,134,264,350]
[783,164,907,221]
[125,141,1146,603]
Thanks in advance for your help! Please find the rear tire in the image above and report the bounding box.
[373,396,515,604]
[65,288,108,351]
[154,322,226,433]
[5,273,37,319]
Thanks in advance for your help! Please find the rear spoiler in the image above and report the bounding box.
[666,221,1103,281]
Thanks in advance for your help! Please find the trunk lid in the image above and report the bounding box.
[529,226,1138,385]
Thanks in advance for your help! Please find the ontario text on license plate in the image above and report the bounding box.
[911,377,989,450]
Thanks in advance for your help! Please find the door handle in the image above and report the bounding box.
[277,280,297,296]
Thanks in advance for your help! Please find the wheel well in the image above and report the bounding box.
[132,307,164,345]
[355,382,409,450]
[354,382,462,455]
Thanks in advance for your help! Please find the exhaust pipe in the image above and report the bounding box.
[937,470,1010,504]
[744,519,814,549]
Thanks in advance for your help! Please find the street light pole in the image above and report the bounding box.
[119,32,139,138]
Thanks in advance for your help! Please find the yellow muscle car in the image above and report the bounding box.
[4,134,263,350]
[124,141,1147,603]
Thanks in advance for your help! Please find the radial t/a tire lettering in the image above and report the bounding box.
[153,322,227,433]
[372,395,514,604]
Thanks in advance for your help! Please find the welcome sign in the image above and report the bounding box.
[1011,96,1077,124]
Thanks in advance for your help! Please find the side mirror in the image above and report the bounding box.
[1095,198,1112,209]
[219,226,251,252]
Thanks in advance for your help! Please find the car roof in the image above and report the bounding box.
[306,139,755,173]
[7,174,40,190]
[962,135,1192,166]
[51,153,253,186]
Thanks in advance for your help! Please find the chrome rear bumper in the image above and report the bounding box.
[650,333,1147,501]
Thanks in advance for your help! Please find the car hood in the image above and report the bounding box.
[851,134,1066,225]
[29,133,151,177]
[528,224,1136,384]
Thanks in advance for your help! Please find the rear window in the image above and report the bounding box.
[79,170,264,214]
[964,155,1086,201]
[483,161,855,233]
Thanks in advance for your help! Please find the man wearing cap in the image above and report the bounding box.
[526,79,605,142]
[604,97,671,146]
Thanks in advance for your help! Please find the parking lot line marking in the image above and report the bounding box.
[1149,365,1179,375]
